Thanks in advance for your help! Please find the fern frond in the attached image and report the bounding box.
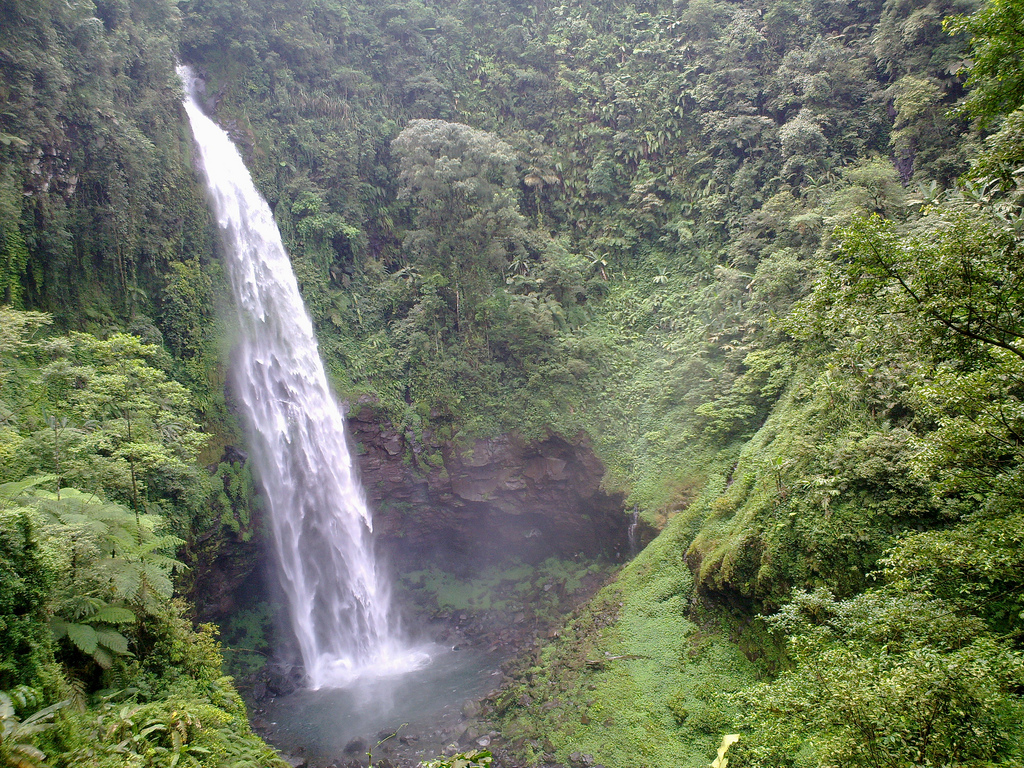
[0,475,57,504]
[91,647,113,669]
[93,627,130,656]
[88,605,136,624]
[67,677,87,713]
[65,622,98,654]
[65,595,104,621]
[48,618,69,641]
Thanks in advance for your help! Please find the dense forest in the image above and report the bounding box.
[2,0,1024,762]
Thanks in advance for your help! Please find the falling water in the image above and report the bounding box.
[179,66,424,689]
[627,506,640,558]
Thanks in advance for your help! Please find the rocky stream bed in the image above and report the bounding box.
[233,566,615,768]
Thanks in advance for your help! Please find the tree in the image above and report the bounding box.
[946,0,1024,128]
[837,212,1024,364]
[391,119,529,333]
[33,332,207,530]
[733,589,1024,768]
[791,207,1024,630]
[0,500,53,691]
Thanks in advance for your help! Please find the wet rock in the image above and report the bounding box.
[348,402,628,569]
[222,444,248,465]
[459,724,480,745]
[461,699,482,719]
[343,738,368,756]
[266,665,302,697]
[282,755,307,768]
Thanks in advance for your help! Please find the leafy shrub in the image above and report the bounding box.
[732,589,1024,767]
[420,749,493,768]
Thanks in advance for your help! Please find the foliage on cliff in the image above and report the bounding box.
[3,0,1024,762]
[171,0,977,496]
[490,0,1024,761]
[0,0,227,419]
[0,309,283,766]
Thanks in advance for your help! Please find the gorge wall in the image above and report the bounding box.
[349,401,630,571]
[191,403,630,620]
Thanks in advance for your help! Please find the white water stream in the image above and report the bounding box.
[179,66,426,689]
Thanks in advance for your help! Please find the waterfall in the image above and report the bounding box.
[627,507,640,558]
[179,66,421,689]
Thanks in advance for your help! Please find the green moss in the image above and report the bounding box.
[399,559,611,623]
[686,367,935,610]
[496,523,756,768]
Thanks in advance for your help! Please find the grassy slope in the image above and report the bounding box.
[496,510,757,767]
[492,351,946,765]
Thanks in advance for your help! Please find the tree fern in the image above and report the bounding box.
[0,690,67,768]
[60,622,99,655]
[49,619,132,669]
[8,482,184,673]
[0,477,57,512]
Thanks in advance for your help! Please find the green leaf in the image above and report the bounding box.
[88,605,136,625]
[91,647,114,669]
[21,699,69,728]
[94,627,131,656]
[65,622,98,654]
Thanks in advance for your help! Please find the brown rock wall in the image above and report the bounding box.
[348,403,628,569]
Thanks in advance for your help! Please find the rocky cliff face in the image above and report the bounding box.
[348,403,629,570]
[190,404,629,620]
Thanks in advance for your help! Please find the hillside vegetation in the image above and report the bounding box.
[2,0,1024,763]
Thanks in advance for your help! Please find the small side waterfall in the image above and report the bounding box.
[627,507,640,558]
[179,66,422,689]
